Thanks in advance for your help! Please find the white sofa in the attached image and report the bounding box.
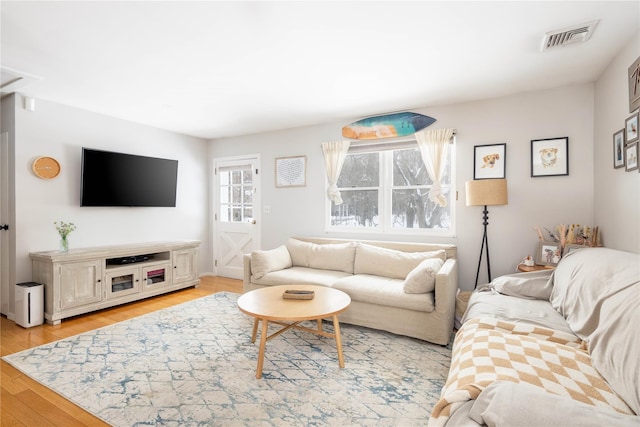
[243,237,458,345]
[430,247,640,426]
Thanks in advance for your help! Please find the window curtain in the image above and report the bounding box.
[415,128,455,207]
[321,140,350,205]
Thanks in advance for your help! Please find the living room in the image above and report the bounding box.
[1,1,639,425]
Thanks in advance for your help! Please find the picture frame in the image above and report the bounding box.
[473,143,506,179]
[535,241,562,266]
[275,155,306,187]
[613,129,626,169]
[563,244,585,257]
[625,141,638,172]
[625,112,639,144]
[629,56,640,113]
[531,137,569,177]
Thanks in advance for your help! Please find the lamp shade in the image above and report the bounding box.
[465,179,508,206]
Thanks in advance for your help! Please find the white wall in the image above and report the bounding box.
[211,83,596,290]
[594,32,640,254]
[10,96,211,309]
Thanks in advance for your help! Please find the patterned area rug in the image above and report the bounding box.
[3,292,451,426]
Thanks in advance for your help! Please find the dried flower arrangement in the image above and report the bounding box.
[533,223,601,252]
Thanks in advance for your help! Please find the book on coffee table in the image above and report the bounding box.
[282,290,315,300]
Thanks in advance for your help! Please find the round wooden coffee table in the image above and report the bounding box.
[237,284,351,379]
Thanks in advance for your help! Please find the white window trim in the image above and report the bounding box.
[325,138,456,237]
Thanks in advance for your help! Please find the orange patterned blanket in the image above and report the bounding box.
[428,318,633,426]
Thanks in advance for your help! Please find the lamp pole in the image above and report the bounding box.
[474,205,492,289]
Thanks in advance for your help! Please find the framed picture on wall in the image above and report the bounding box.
[629,56,640,113]
[531,137,569,177]
[625,141,638,172]
[625,112,639,144]
[275,155,307,187]
[613,129,626,169]
[473,143,506,179]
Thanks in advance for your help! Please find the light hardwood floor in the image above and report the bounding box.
[1,276,242,426]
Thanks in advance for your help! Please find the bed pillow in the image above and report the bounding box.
[491,270,554,300]
[403,258,444,294]
[251,245,292,279]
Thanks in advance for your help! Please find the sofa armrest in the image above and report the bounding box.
[243,254,252,292]
[435,258,458,315]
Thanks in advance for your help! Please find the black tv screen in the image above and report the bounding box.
[81,148,178,207]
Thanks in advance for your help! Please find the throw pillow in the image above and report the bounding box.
[251,245,292,279]
[403,258,444,293]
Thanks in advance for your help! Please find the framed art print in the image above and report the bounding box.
[536,241,562,266]
[275,155,306,187]
[531,137,569,177]
[625,112,639,144]
[613,129,625,169]
[629,56,640,113]
[473,143,506,179]
[563,244,585,257]
[625,141,638,172]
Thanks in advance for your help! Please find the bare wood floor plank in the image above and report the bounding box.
[1,276,242,426]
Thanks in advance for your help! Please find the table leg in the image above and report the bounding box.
[332,315,345,368]
[256,318,269,379]
[251,318,259,343]
[317,319,323,332]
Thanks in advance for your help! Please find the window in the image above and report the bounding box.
[218,165,254,222]
[327,142,455,235]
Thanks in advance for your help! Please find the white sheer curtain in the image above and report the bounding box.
[415,128,455,207]
[321,140,350,205]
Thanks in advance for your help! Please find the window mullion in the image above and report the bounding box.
[380,151,392,232]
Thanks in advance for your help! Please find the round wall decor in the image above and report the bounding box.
[32,156,61,179]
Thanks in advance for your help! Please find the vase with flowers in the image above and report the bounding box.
[55,221,76,252]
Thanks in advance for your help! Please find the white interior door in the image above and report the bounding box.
[1,132,10,314]
[214,155,261,279]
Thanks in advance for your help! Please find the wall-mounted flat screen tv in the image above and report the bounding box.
[81,148,178,207]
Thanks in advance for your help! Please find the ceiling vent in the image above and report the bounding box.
[541,20,599,51]
[0,67,41,95]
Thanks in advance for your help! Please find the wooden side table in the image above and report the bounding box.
[517,264,555,273]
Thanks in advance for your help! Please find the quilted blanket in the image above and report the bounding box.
[428,317,633,426]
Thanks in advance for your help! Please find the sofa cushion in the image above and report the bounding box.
[491,270,553,300]
[252,266,351,287]
[354,244,446,279]
[285,238,313,267]
[285,238,356,273]
[469,381,640,427]
[403,258,444,294]
[332,274,435,312]
[250,245,292,279]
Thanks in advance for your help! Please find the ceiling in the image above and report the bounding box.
[1,1,639,140]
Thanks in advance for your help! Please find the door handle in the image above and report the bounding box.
[249,219,256,224]
[0,224,8,231]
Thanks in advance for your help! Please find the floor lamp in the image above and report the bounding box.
[465,179,508,289]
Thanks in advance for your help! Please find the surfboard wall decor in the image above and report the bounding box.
[342,112,436,140]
